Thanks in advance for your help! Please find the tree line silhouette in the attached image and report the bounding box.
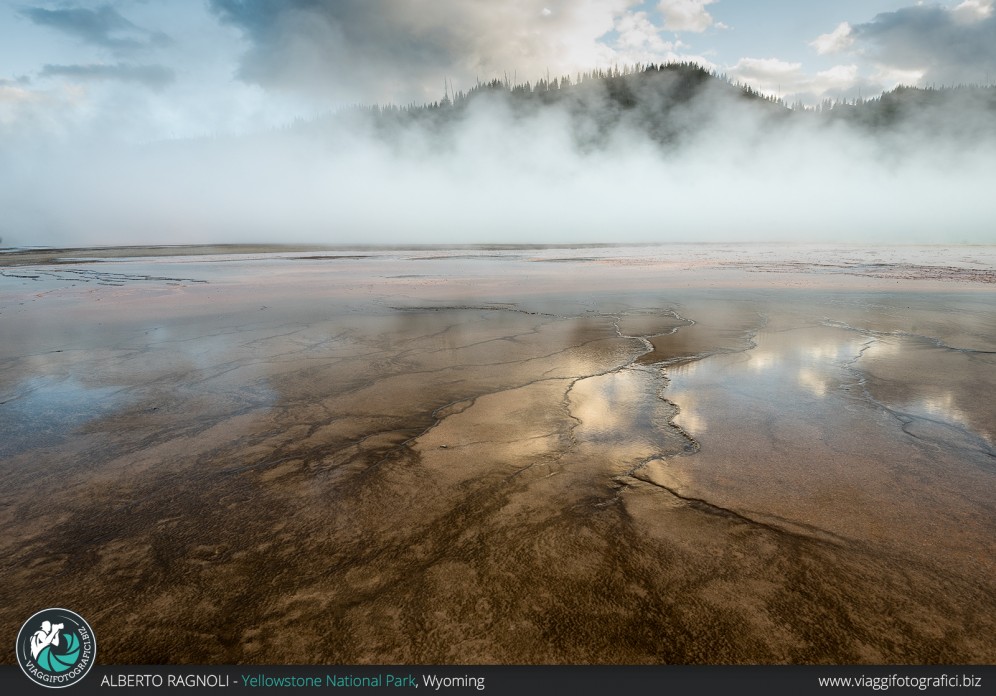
[289,62,996,148]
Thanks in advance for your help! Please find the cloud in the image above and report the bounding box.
[730,57,802,85]
[870,64,926,87]
[0,80,85,136]
[728,57,880,102]
[39,63,175,90]
[615,11,673,53]
[952,0,994,22]
[849,2,996,86]
[656,0,716,33]
[209,0,696,104]
[811,22,854,55]
[0,82,41,112]
[19,4,172,53]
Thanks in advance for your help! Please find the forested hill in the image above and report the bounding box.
[295,62,996,149]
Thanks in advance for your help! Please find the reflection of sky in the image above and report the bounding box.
[863,341,900,357]
[571,368,679,459]
[1,321,282,461]
[663,327,869,436]
[0,376,125,457]
[672,391,707,434]
[796,368,828,397]
[905,392,992,446]
[860,339,992,445]
[917,392,968,424]
[804,343,849,362]
[748,350,776,372]
[755,331,871,399]
[662,326,995,448]
[573,370,653,443]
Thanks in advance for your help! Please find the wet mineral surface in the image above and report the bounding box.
[1,245,993,664]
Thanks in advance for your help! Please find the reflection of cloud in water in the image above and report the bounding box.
[796,367,831,397]
[912,392,992,445]
[571,367,688,461]
[667,360,702,377]
[572,374,638,440]
[662,327,872,434]
[804,343,848,362]
[669,389,707,435]
[858,337,991,445]
[918,392,966,423]
[571,369,662,444]
[748,350,777,372]
[863,340,902,358]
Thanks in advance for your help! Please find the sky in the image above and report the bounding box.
[1,0,994,142]
[0,1,994,246]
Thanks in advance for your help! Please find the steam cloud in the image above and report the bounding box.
[2,67,994,247]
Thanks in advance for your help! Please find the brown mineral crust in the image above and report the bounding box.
[0,245,993,664]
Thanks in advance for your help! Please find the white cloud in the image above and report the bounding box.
[870,64,926,87]
[729,57,802,84]
[728,57,869,102]
[656,0,717,33]
[952,0,994,22]
[811,64,860,93]
[615,11,673,53]
[811,22,854,55]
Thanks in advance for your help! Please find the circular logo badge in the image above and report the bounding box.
[15,608,96,688]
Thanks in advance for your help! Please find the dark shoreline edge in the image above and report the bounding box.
[0,243,661,267]
[3,242,991,268]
